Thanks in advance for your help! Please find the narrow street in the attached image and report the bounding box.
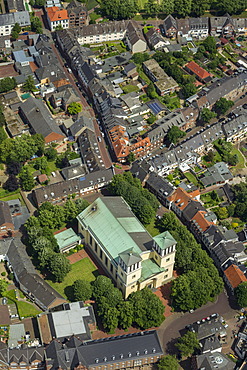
[158,292,237,354]
[51,44,113,169]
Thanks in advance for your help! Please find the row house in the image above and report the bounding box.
[224,264,247,294]
[145,27,168,50]
[163,15,209,39]
[0,11,30,36]
[0,348,45,370]
[210,14,235,37]
[32,168,114,207]
[166,187,200,218]
[222,114,247,142]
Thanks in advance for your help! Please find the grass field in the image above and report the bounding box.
[145,218,160,237]
[17,301,41,318]
[121,84,139,94]
[0,191,25,205]
[184,172,199,186]
[47,257,98,299]
[231,147,245,174]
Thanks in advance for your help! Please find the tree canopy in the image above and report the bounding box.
[236,281,247,308]
[72,279,93,301]
[0,279,8,297]
[108,172,159,225]
[0,77,17,93]
[67,102,82,115]
[158,212,223,311]
[167,126,186,144]
[100,0,138,20]
[23,76,37,93]
[158,355,179,370]
[200,108,217,125]
[214,97,234,116]
[176,331,200,357]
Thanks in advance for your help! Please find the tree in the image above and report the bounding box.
[72,280,93,301]
[174,0,192,17]
[216,207,228,220]
[158,355,179,370]
[64,199,78,222]
[33,157,48,172]
[236,281,247,308]
[102,306,119,333]
[191,0,209,16]
[23,76,37,93]
[100,0,138,20]
[146,82,158,99]
[200,108,217,125]
[19,166,35,191]
[31,16,43,33]
[131,52,149,64]
[216,0,246,14]
[202,36,217,54]
[93,275,115,300]
[127,152,135,164]
[49,253,71,282]
[3,174,19,192]
[0,77,17,93]
[129,288,165,329]
[75,198,90,214]
[181,82,197,99]
[11,23,21,40]
[160,0,174,14]
[35,0,45,6]
[205,150,214,162]
[167,126,186,144]
[214,98,234,116]
[67,102,82,115]
[144,0,159,15]
[6,161,22,175]
[118,301,134,329]
[45,146,57,161]
[227,153,239,166]
[0,279,8,297]
[176,331,200,357]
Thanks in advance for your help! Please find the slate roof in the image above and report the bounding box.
[0,201,13,226]
[45,330,163,369]
[19,96,65,141]
[163,15,177,32]
[190,317,227,341]
[0,347,45,367]
[195,352,235,369]
[145,172,174,198]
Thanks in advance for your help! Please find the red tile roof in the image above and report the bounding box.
[186,61,210,80]
[167,187,199,211]
[46,6,68,22]
[192,210,214,232]
[224,264,247,289]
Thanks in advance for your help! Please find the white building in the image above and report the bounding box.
[0,11,30,36]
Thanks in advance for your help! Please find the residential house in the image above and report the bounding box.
[166,187,200,218]
[145,172,175,207]
[222,114,247,143]
[77,197,176,298]
[46,6,69,31]
[232,18,247,35]
[78,128,105,171]
[130,160,150,184]
[1,238,66,311]
[181,106,199,130]
[125,20,147,53]
[32,168,114,206]
[61,162,87,181]
[200,162,233,188]
[210,14,235,37]
[224,264,247,294]
[144,110,186,148]
[0,201,14,237]
[54,228,81,253]
[6,0,25,12]
[143,59,178,96]
[145,28,167,50]
[35,64,68,91]
[0,11,30,36]
[67,0,89,28]
[45,330,163,369]
[188,315,227,342]
[185,61,211,83]
[19,96,65,144]
[76,20,127,45]
[192,352,235,370]
[49,86,81,111]
[46,0,61,7]
[149,149,178,176]
[188,17,209,39]
[235,321,247,360]
[123,62,138,79]
[163,15,177,38]
[0,347,45,369]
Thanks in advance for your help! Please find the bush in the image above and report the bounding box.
[8,273,14,281]
[1,272,6,276]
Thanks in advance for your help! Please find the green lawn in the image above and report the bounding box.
[231,147,245,174]
[47,257,98,299]
[184,172,199,186]
[145,218,160,237]
[89,12,101,22]
[121,84,139,94]
[0,191,25,206]
[46,160,58,175]
[17,301,41,318]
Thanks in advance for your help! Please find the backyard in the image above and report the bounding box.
[4,289,41,318]
[184,171,200,187]
[0,189,25,205]
[200,190,223,208]
[47,257,98,299]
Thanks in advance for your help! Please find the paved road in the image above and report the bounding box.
[157,292,237,354]
[51,43,112,169]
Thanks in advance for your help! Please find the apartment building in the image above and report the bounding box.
[142,59,178,95]
[77,197,176,298]
[0,11,30,36]
[46,6,69,31]
[67,0,89,28]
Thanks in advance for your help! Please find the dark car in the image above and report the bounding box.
[243,104,247,109]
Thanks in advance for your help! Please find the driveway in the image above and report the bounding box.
[158,292,237,354]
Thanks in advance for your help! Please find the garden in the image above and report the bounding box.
[200,190,223,208]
